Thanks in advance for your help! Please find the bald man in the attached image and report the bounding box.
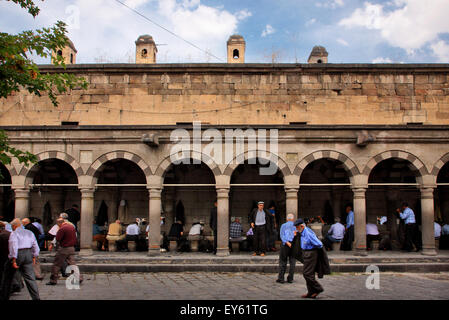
[0,219,40,300]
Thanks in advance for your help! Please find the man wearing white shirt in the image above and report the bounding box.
[366,221,380,250]
[434,222,442,239]
[0,219,40,301]
[121,220,140,251]
[323,217,345,251]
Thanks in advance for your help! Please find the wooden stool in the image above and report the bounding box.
[108,240,117,252]
[128,241,137,252]
[91,240,99,251]
[169,240,178,252]
[435,239,440,250]
[190,240,199,252]
[231,241,240,252]
[371,240,380,250]
[331,242,341,251]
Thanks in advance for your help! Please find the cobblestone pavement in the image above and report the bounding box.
[10,272,449,300]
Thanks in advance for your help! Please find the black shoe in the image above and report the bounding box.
[46,282,57,286]
[287,279,293,283]
[35,277,44,281]
[276,279,285,284]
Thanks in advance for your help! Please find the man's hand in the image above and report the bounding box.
[251,223,255,228]
[286,242,292,248]
[32,257,36,265]
[396,208,401,213]
[12,259,19,269]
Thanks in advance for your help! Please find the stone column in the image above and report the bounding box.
[148,187,162,256]
[216,188,230,256]
[79,188,95,256]
[420,187,437,256]
[14,188,30,220]
[353,187,367,256]
[285,187,299,220]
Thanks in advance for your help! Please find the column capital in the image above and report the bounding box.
[216,188,229,198]
[148,188,162,199]
[13,188,30,198]
[79,187,96,194]
[420,187,435,199]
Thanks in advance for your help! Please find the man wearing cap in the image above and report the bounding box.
[249,201,272,256]
[294,218,330,299]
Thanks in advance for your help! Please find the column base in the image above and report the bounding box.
[421,248,437,256]
[216,248,230,257]
[354,248,368,256]
[147,248,161,257]
[79,248,93,256]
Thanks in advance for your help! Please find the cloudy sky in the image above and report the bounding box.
[1,0,449,64]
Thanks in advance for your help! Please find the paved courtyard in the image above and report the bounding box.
[10,272,449,300]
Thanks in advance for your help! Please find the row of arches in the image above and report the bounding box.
[1,149,448,256]
[4,149,448,186]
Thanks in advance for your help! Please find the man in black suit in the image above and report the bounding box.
[249,201,272,256]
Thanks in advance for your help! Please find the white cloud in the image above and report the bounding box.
[16,0,251,63]
[316,0,344,9]
[124,0,151,9]
[235,9,252,21]
[431,40,449,62]
[336,38,348,46]
[339,0,449,55]
[261,24,275,37]
[305,18,316,27]
[372,57,393,63]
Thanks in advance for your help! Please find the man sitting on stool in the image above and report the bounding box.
[322,217,345,251]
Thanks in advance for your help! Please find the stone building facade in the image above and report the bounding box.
[0,36,448,257]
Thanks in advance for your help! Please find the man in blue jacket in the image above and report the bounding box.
[295,218,329,299]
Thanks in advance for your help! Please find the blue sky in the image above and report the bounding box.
[1,0,448,64]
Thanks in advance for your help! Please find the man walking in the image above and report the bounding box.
[47,218,83,286]
[277,214,297,284]
[397,202,422,252]
[1,219,40,300]
[249,201,272,256]
[295,218,330,299]
[22,218,43,280]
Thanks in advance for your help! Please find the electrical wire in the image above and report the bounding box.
[113,0,225,62]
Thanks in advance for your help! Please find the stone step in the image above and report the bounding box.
[40,262,449,273]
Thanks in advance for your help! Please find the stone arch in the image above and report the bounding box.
[431,152,449,179]
[223,150,291,181]
[85,151,152,186]
[20,151,83,186]
[293,150,360,184]
[154,150,221,179]
[363,150,428,185]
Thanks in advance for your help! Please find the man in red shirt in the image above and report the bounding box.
[46,220,83,286]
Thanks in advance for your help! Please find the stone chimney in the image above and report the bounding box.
[307,46,328,64]
[227,35,245,63]
[51,38,77,64]
[135,35,157,64]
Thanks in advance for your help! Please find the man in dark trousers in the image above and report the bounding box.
[249,201,272,257]
[295,218,330,299]
[1,219,40,300]
[0,222,11,281]
[397,202,422,252]
[46,219,83,285]
[209,200,218,254]
[276,214,297,283]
